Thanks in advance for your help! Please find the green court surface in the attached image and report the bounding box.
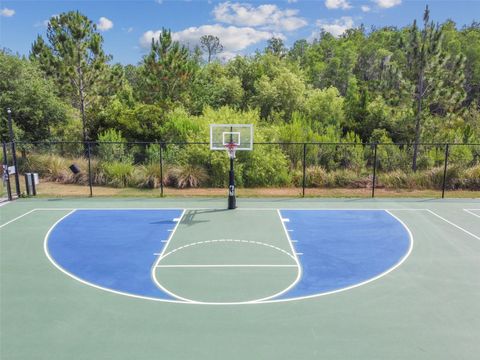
[1,198,479,359]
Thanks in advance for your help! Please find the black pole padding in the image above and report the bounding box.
[372,143,378,198]
[302,143,307,197]
[441,144,449,199]
[2,142,12,201]
[228,157,236,209]
[87,142,93,197]
[7,109,20,197]
[159,142,164,198]
[31,173,36,196]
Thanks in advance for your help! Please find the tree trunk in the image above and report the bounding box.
[412,68,424,172]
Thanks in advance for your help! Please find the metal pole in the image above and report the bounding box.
[2,142,12,201]
[7,109,20,197]
[441,144,449,199]
[228,155,236,209]
[302,143,307,197]
[87,142,93,197]
[159,142,164,198]
[372,143,378,198]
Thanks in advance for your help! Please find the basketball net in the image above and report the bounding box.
[225,142,238,159]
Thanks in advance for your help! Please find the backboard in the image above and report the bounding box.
[210,124,253,151]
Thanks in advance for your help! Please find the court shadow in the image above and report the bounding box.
[182,209,230,226]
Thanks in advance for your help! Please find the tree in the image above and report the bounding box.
[30,11,117,142]
[140,28,196,105]
[266,37,287,58]
[200,35,223,63]
[0,50,74,141]
[400,6,465,170]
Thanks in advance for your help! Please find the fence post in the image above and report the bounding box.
[441,143,449,199]
[2,142,12,201]
[302,143,307,197]
[159,142,164,198]
[371,143,378,198]
[87,142,93,197]
[7,109,21,197]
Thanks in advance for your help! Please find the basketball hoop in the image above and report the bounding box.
[225,142,238,159]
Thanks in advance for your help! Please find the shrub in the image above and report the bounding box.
[305,166,327,187]
[462,165,480,190]
[242,146,291,187]
[378,170,409,189]
[135,163,162,189]
[101,161,135,188]
[169,165,208,188]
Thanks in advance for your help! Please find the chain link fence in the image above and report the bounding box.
[2,140,479,199]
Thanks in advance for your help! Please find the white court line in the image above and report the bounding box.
[43,208,197,305]
[39,207,418,306]
[427,210,480,241]
[150,210,192,303]
[464,209,480,219]
[0,201,11,207]
[153,238,299,304]
[0,209,37,229]
[156,264,298,268]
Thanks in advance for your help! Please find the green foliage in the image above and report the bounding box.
[140,28,196,105]
[101,161,135,188]
[303,87,345,131]
[30,11,119,141]
[242,145,291,187]
[189,63,244,114]
[97,129,131,163]
[0,50,74,141]
[5,8,480,194]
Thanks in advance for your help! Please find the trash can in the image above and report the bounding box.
[25,172,39,196]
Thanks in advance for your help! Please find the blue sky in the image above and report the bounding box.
[1,0,479,65]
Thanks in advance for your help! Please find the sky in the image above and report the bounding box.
[0,0,479,65]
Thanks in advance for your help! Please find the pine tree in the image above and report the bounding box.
[30,12,117,142]
[141,29,196,105]
[401,6,466,170]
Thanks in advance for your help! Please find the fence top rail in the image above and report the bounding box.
[13,141,480,147]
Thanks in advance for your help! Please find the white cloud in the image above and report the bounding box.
[0,8,15,17]
[361,5,371,12]
[140,24,281,54]
[312,16,354,38]
[325,0,351,10]
[97,17,114,31]
[373,0,402,9]
[213,2,307,31]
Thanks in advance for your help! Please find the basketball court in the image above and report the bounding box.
[1,197,479,359]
